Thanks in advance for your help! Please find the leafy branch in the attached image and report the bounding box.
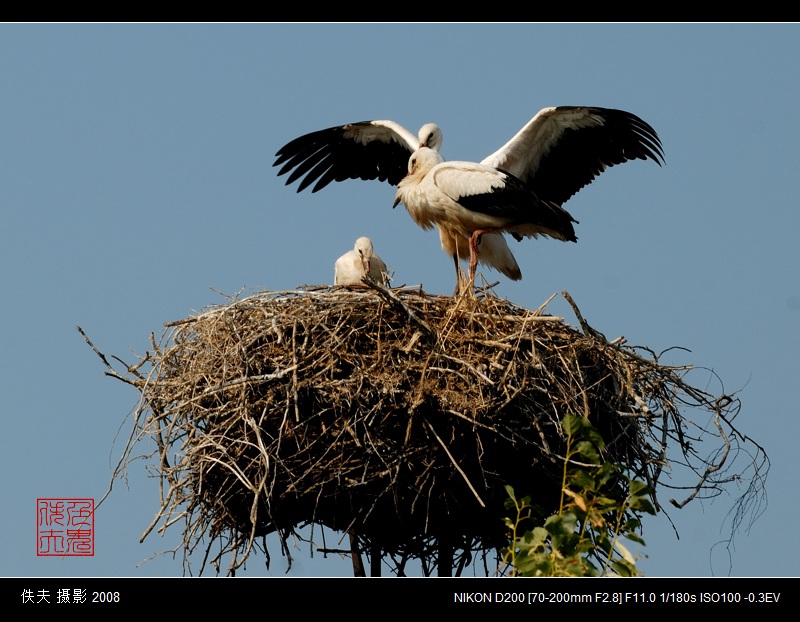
[502,414,656,577]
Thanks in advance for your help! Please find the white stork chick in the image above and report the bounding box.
[334,236,388,287]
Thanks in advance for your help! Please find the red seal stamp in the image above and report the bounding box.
[36,498,94,556]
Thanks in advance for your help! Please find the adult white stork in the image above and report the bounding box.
[273,120,522,290]
[334,236,389,286]
[393,147,578,286]
[275,107,664,291]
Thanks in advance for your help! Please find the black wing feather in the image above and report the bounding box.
[274,123,415,192]
[456,172,578,242]
[528,107,665,205]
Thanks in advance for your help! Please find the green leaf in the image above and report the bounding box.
[625,532,647,546]
[574,440,600,463]
[570,470,597,489]
[582,426,606,451]
[562,414,586,437]
[629,479,651,496]
[629,496,656,514]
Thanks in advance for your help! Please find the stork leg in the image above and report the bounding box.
[468,228,500,287]
[468,230,485,285]
[452,252,462,297]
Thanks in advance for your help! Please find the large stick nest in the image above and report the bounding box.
[85,283,768,576]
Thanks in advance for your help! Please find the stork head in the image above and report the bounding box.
[418,123,442,151]
[354,236,374,273]
[407,146,444,176]
[393,147,445,209]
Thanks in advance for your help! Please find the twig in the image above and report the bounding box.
[361,276,435,340]
[561,290,607,341]
[425,419,486,508]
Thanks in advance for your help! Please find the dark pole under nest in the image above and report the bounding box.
[349,530,382,577]
[370,544,381,577]
[348,531,365,577]
[438,537,453,577]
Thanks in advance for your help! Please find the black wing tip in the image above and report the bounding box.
[554,105,665,166]
[619,110,666,165]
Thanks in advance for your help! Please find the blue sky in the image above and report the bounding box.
[2,23,797,578]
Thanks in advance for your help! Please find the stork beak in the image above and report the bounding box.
[392,196,401,209]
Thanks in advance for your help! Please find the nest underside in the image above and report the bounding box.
[95,284,757,575]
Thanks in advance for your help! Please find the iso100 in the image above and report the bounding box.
[700,593,741,603]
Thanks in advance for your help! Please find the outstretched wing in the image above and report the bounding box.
[481,106,664,204]
[274,120,420,192]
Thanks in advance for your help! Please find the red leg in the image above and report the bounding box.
[468,234,480,283]
[468,228,497,285]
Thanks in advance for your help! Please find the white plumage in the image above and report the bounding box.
[393,147,577,285]
[334,236,388,286]
[275,106,664,292]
